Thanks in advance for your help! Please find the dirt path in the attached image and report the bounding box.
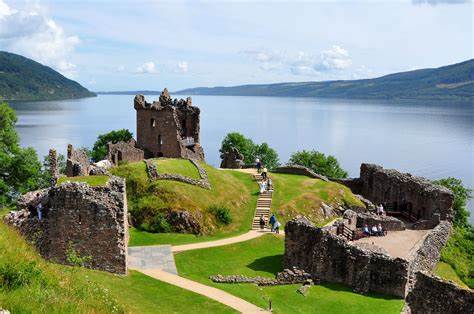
[136,269,269,313]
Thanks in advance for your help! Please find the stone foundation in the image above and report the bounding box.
[144,159,211,189]
[4,177,128,274]
[273,164,329,182]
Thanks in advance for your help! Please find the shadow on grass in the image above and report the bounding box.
[321,282,404,301]
[247,254,284,275]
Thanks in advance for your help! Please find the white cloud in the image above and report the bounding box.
[116,65,125,72]
[243,46,352,77]
[177,61,188,73]
[135,61,157,74]
[0,0,80,78]
[412,0,470,5]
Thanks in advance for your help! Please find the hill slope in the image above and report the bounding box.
[176,59,473,101]
[0,51,95,101]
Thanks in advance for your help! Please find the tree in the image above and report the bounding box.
[219,132,255,165]
[91,129,133,162]
[289,150,348,179]
[433,177,472,229]
[0,102,43,205]
[254,143,279,170]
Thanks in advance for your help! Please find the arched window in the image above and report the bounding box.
[158,134,162,146]
[151,119,156,128]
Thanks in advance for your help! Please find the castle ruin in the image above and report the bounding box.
[134,89,205,160]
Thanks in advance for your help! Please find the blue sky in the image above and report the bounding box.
[0,0,472,91]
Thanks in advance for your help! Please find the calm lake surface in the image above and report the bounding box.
[11,94,474,222]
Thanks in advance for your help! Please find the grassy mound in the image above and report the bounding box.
[175,234,404,313]
[56,175,110,187]
[155,158,201,179]
[270,173,364,225]
[110,160,258,245]
[0,212,234,313]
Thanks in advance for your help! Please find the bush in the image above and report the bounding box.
[0,261,42,290]
[288,150,348,179]
[91,129,133,162]
[219,132,279,169]
[208,206,232,225]
[140,212,172,233]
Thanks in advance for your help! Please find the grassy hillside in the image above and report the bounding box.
[175,59,473,102]
[175,234,405,313]
[270,173,364,225]
[0,51,95,101]
[0,210,234,313]
[110,159,363,246]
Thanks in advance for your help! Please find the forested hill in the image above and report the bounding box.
[176,59,473,102]
[0,51,95,101]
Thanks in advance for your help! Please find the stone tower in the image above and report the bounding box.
[134,89,205,160]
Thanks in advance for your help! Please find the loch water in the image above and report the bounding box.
[11,94,474,221]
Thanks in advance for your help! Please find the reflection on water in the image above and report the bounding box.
[11,95,474,221]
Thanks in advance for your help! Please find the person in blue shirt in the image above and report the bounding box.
[269,214,276,232]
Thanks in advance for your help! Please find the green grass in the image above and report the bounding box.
[434,262,470,289]
[0,214,234,313]
[175,234,404,314]
[57,175,110,187]
[270,173,364,225]
[155,158,201,179]
[111,162,258,246]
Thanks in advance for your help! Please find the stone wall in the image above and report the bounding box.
[284,217,410,297]
[273,164,329,182]
[220,146,244,169]
[356,212,406,231]
[48,149,58,186]
[107,139,144,166]
[406,272,474,314]
[336,164,454,224]
[66,144,90,177]
[134,89,205,160]
[4,177,128,274]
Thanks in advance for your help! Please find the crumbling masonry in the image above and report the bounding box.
[134,89,205,160]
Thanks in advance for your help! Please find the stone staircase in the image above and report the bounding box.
[251,172,273,230]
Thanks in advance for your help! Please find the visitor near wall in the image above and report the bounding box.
[274,220,281,234]
[262,167,268,180]
[269,214,276,232]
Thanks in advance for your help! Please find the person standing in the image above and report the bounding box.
[274,220,281,234]
[269,214,276,232]
[259,215,266,230]
[262,166,268,180]
[256,158,261,173]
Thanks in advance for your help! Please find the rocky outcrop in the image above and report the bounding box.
[166,209,202,234]
[273,164,329,182]
[4,177,128,274]
[220,146,244,169]
[66,144,90,177]
[406,272,474,314]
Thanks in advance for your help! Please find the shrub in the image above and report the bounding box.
[140,212,172,233]
[91,129,133,162]
[0,261,42,290]
[209,205,232,225]
[289,150,348,179]
[66,243,92,267]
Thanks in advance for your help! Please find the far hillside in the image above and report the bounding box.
[109,159,363,246]
[175,59,473,102]
[0,51,96,101]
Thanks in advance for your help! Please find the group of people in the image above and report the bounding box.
[259,178,273,194]
[260,213,281,234]
[362,223,386,237]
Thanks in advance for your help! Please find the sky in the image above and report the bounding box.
[0,0,472,91]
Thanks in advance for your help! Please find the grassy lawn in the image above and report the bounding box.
[0,215,234,313]
[270,173,364,225]
[57,175,110,187]
[155,158,201,179]
[175,234,404,314]
[434,262,470,289]
[111,162,258,246]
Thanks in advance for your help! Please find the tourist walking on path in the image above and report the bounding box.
[269,214,276,232]
[266,178,273,191]
[256,158,261,173]
[262,166,268,180]
[274,220,281,234]
[259,181,267,194]
[259,215,266,230]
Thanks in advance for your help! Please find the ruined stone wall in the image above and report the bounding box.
[4,177,128,274]
[331,178,363,195]
[273,165,329,181]
[406,272,474,314]
[220,146,244,169]
[356,212,406,231]
[66,144,90,177]
[107,139,144,166]
[134,90,204,160]
[284,217,410,297]
[358,164,453,221]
